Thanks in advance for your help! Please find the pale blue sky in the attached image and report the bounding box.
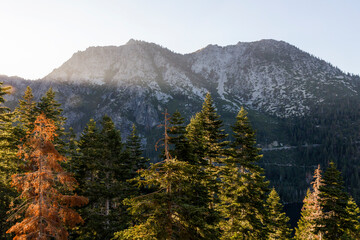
[0,0,359,79]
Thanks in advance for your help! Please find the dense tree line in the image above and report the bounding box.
[0,84,359,239]
[278,96,360,203]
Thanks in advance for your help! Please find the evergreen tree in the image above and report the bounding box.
[0,83,17,239]
[69,119,102,239]
[0,82,19,239]
[63,127,79,176]
[116,111,219,239]
[35,88,65,124]
[186,93,228,165]
[185,113,207,165]
[317,161,355,239]
[67,127,78,160]
[168,110,193,164]
[35,88,67,153]
[218,107,270,239]
[295,165,323,240]
[99,115,130,235]
[185,93,228,213]
[13,86,36,143]
[343,197,360,239]
[0,83,16,177]
[69,119,100,196]
[6,114,88,239]
[125,124,147,178]
[266,188,291,240]
[71,116,131,239]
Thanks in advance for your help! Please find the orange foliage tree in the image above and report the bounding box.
[7,114,88,240]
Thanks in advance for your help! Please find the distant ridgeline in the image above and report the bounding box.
[1,39,360,206]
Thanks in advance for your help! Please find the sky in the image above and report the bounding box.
[0,0,359,79]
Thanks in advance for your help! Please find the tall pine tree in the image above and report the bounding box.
[186,93,228,214]
[71,116,131,239]
[316,161,355,239]
[295,165,323,240]
[218,107,270,239]
[0,83,17,239]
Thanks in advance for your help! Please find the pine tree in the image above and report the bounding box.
[68,119,102,239]
[0,83,18,239]
[266,188,291,240]
[316,161,354,239]
[185,93,228,213]
[35,88,65,124]
[218,107,270,239]
[186,93,228,165]
[343,197,360,239]
[168,111,193,164]
[6,114,88,239]
[295,165,323,240]
[185,113,207,165]
[71,116,131,239]
[116,110,219,239]
[98,115,130,235]
[35,88,67,153]
[0,83,16,177]
[13,86,36,143]
[125,124,147,178]
[66,127,78,161]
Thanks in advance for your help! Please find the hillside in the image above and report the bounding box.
[1,39,360,203]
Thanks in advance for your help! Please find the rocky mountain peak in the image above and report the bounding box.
[43,39,359,118]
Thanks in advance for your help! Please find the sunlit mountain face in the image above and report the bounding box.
[2,39,360,203]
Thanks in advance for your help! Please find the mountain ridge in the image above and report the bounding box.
[2,39,360,202]
[44,39,359,118]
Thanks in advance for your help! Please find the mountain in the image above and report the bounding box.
[2,39,360,203]
[46,39,360,117]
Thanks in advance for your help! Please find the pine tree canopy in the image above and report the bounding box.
[317,161,354,239]
[295,165,323,240]
[219,107,270,240]
[266,188,292,240]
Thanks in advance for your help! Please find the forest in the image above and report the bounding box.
[0,82,360,240]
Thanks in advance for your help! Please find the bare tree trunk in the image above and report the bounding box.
[105,171,110,227]
[38,154,44,239]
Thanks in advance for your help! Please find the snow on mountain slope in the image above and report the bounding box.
[187,40,359,117]
[45,39,359,118]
